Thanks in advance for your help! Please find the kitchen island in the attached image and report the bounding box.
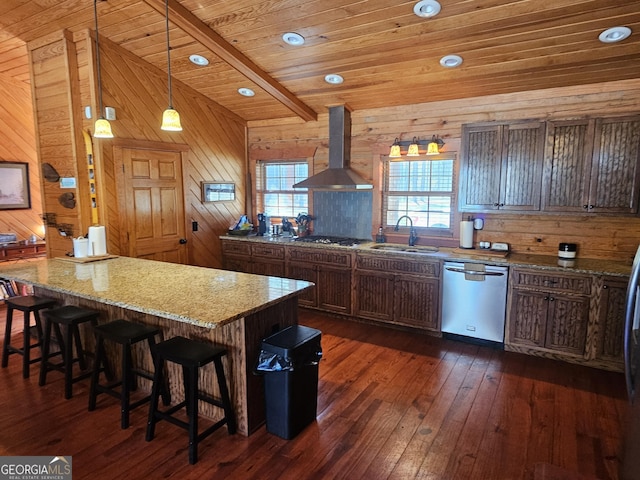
[0,256,313,435]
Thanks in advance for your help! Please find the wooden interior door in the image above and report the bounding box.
[118,145,188,263]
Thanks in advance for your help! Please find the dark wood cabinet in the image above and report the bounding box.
[0,243,47,262]
[221,240,285,276]
[507,268,591,357]
[354,253,440,331]
[460,121,545,212]
[595,276,627,366]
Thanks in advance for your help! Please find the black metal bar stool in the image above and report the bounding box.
[39,305,100,399]
[2,295,57,378]
[88,319,170,429]
[145,336,236,464]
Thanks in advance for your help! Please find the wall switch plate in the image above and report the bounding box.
[491,242,509,251]
[192,221,198,232]
[84,106,92,119]
[104,106,116,120]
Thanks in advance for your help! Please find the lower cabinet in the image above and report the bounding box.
[286,248,352,315]
[595,275,627,367]
[507,268,592,358]
[355,254,440,331]
[221,240,285,276]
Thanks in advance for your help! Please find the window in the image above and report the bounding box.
[255,160,309,219]
[383,156,455,232]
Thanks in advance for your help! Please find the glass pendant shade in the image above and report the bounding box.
[94,118,114,138]
[426,141,440,155]
[161,108,182,131]
[389,138,402,158]
[407,137,420,156]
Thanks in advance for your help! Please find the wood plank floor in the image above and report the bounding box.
[0,305,628,480]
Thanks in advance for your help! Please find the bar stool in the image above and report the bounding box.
[39,305,100,399]
[2,295,58,379]
[145,336,236,464]
[88,319,170,429]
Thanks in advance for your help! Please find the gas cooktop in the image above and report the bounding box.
[293,236,365,246]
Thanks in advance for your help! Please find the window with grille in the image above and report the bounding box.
[383,156,455,233]
[255,160,309,219]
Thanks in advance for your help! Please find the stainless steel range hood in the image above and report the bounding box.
[293,105,373,189]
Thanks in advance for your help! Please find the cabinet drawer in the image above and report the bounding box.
[221,240,251,256]
[511,269,591,295]
[251,244,285,259]
[4,246,38,259]
[356,254,439,277]
[288,248,352,268]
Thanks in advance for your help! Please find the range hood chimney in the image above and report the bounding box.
[293,105,373,189]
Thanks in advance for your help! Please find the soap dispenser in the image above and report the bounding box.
[375,226,386,243]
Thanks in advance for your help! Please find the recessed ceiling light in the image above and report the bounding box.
[413,0,441,18]
[189,54,209,66]
[599,26,632,43]
[238,88,255,97]
[324,74,344,85]
[282,32,305,46]
[440,54,463,68]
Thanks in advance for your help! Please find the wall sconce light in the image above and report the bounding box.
[161,0,182,132]
[389,135,445,157]
[427,135,445,155]
[389,138,402,158]
[407,137,420,156]
[92,0,113,139]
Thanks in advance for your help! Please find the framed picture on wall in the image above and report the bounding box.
[0,162,31,210]
[202,182,235,202]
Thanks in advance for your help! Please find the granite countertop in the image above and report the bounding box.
[221,234,632,277]
[0,256,313,329]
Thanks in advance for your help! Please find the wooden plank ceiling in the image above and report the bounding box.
[0,0,639,123]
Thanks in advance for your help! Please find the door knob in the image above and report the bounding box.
[179,238,187,244]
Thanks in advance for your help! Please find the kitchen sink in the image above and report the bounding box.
[367,244,439,254]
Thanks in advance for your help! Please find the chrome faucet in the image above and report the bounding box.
[394,215,418,246]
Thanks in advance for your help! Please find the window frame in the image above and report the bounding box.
[382,153,457,237]
[255,159,310,222]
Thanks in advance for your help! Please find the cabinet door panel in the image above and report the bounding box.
[317,267,351,314]
[393,276,440,330]
[354,271,394,321]
[252,260,285,277]
[287,264,317,307]
[542,120,594,212]
[597,277,627,363]
[509,290,548,347]
[589,117,640,213]
[460,125,503,210]
[545,296,589,354]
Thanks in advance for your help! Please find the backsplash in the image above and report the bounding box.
[312,191,373,240]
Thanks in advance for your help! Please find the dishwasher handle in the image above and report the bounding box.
[445,267,506,277]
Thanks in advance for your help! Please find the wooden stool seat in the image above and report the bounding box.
[146,336,236,464]
[39,305,100,399]
[88,319,170,429]
[2,295,57,378]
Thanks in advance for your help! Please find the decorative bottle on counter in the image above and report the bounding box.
[375,226,386,243]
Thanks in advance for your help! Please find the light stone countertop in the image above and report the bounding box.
[222,234,633,277]
[0,256,313,329]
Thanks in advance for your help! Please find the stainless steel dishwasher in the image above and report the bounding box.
[441,261,509,344]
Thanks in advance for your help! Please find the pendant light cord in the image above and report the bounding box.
[93,0,105,119]
[165,0,173,109]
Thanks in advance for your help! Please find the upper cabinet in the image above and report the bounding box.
[459,122,545,212]
[460,115,640,215]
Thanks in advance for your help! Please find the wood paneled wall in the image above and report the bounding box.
[248,78,640,262]
[0,68,43,242]
[24,29,247,268]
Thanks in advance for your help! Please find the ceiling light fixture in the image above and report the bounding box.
[324,74,344,85]
[238,87,255,97]
[413,0,441,18]
[599,26,632,43]
[282,32,305,46]
[189,54,209,66]
[161,0,182,132]
[440,54,463,68]
[92,0,113,139]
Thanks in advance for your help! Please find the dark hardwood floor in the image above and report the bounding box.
[0,304,627,479]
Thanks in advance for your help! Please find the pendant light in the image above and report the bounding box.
[93,0,113,139]
[389,138,402,158]
[161,0,182,131]
[427,135,444,155]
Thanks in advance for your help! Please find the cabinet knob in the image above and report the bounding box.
[583,205,588,209]
[544,296,549,301]
[589,205,594,210]
[603,285,608,289]
[549,297,555,302]
[493,202,500,207]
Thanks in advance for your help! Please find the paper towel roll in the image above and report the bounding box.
[460,221,474,249]
[88,225,107,256]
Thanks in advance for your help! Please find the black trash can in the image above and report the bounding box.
[256,325,322,439]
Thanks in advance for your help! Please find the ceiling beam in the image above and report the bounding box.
[143,0,317,122]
